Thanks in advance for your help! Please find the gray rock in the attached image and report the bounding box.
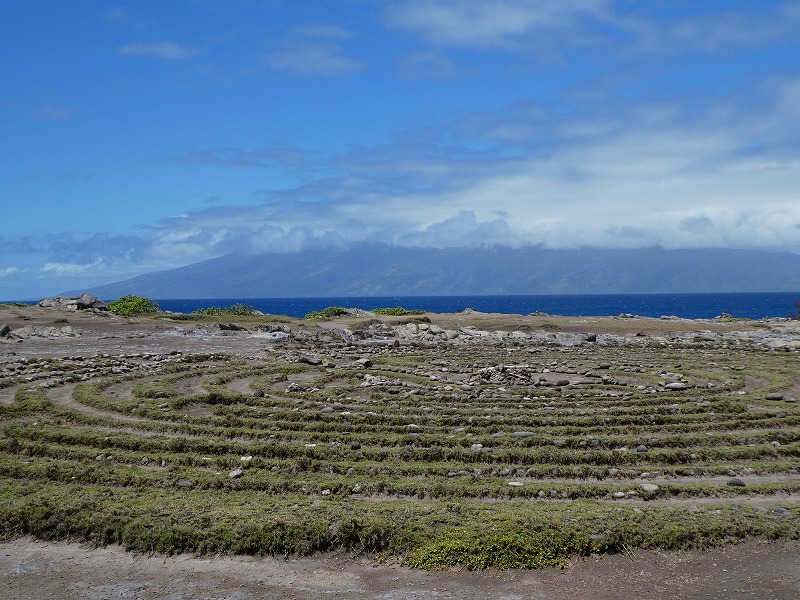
[726,478,746,487]
[765,393,784,400]
[228,468,243,479]
[177,478,191,487]
[665,382,687,390]
[298,354,322,365]
[512,431,536,438]
[771,507,791,517]
[635,445,648,453]
[640,483,660,493]
[0,324,11,337]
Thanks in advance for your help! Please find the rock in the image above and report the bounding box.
[726,478,746,487]
[635,445,648,453]
[771,507,791,517]
[349,442,362,450]
[298,354,322,365]
[612,492,626,499]
[507,481,524,487]
[640,483,660,493]
[607,468,620,476]
[512,431,536,438]
[228,468,243,479]
[0,324,11,337]
[354,358,373,368]
[219,323,246,331]
[665,382,687,390]
[37,294,107,311]
[177,478,191,487]
[765,393,784,400]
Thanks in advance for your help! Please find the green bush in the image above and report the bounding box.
[372,306,426,316]
[107,295,160,316]
[305,306,347,320]
[193,303,259,316]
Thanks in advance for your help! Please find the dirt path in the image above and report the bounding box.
[0,537,797,600]
[45,384,146,423]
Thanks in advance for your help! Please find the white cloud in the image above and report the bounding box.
[384,0,610,48]
[117,42,197,59]
[40,258,105,277]
[0,267,23,277]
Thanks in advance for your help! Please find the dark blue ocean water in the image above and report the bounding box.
[152,292,800,320]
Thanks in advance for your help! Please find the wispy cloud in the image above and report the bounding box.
[260,22,362,76]
[41,258,105,277]
[36,105,76,119]
[171,147,307,169]
[0,267,23,277]
[293,24,352,39]
[117,42,197,59]
[260,41,362,75]
[384,0,610,48]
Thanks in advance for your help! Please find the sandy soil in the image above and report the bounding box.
[1,537,798,600]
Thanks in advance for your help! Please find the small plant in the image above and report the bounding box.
[305,306,347,320]
[107,295,160,316]
[372,306,427,316]
[193,303,259,317]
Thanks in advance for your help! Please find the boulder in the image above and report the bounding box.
[37,294,107,311]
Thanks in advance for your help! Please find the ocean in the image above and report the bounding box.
[152,292,800,320]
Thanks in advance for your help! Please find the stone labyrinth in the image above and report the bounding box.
[1,307,799,568]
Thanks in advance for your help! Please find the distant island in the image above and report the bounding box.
[74,244,800,299]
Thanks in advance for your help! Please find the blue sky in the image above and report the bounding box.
[3,1,800,299]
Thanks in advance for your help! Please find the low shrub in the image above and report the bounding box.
[107,295,160,316]
[305,306,347,320]
[372,306,426,316]
[193,303,259,316]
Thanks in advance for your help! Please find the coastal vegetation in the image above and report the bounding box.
[107,295,160,317]
[192,303,259,316]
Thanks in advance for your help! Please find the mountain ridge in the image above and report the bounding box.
[73,245,800,299]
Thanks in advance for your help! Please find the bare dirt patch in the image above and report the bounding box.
[0,538,797,600]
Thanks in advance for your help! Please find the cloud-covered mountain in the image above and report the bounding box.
[78,245,800,299]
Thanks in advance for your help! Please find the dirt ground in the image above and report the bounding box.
[1,537,798,600]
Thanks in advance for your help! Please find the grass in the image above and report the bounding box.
[1,326,799,568]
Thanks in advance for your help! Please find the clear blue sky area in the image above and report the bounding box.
[3,1,800,298]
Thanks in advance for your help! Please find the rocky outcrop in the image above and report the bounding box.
[2,325,79,341]
[37,293,108,312]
